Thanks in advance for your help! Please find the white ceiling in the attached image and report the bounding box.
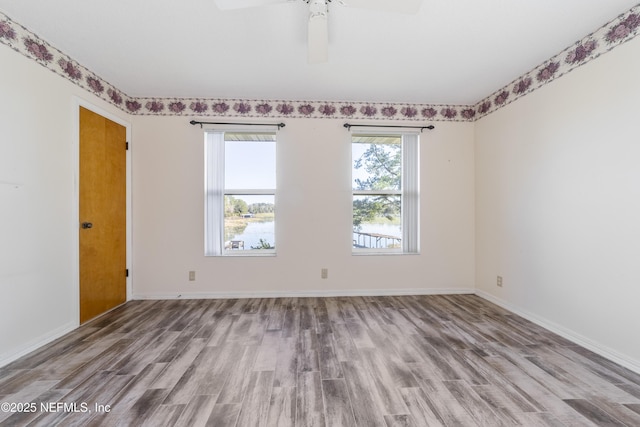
[0,0,637,105]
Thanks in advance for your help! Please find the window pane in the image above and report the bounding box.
[224,195,275,251]
[225,139,276,190]
[352,137,401,191]
[352,195,401,249]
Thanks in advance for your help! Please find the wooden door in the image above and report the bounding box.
[79,107,127,324]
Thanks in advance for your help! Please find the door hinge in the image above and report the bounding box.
[126,142,129,150]
[126,268,129,277]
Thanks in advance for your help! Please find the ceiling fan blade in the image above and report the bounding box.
[341,0,422,14]
[213,0,292,11]
[308,14,328,63]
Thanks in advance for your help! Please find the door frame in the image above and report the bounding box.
[72,97,132,326]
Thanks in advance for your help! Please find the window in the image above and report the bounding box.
[205,131,276,256]
[351,132,419,254]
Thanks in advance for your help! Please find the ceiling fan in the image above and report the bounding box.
[213,0,423,63]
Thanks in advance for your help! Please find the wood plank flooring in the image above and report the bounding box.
[1,294,640,426]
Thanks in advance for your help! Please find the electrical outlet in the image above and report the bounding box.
[497,275,503,287]
[321,268,328,279]
[189,271,196,281]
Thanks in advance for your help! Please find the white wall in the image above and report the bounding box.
[475,36,640,370]
[0,44,130,366]
[131,116,475,298]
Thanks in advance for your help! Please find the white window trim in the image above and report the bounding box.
[204,130,277,257]
[351,131,420,255]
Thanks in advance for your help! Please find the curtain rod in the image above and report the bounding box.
[343,123,434,131]
[190,120,285,129]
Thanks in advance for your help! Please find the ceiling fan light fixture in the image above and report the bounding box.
[307,0,329,63]
[308,15,328,63]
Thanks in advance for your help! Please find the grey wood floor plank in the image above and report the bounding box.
[162,346,221,405]
[205,403,241,427]
[378,326,424,364]
[2,326,100,371]
[253,330,282,372]
[336,299,358,322]
[113,331,181,375]
[88,363,167,426]
[329,322,359,363]
[323,298,345,325]
[365,349,418,389]
[152,325,201,364]
[591,397,640,426]
[296,371,325,427]
[205,313,235,347]
[411,338,463,381]
[3,295,640,427]
[624,403,640,416]
[142,403,186,427]
[321,379,356,427]
[216,344,260,404]
[551,345,632,385]
[235,371,274,427]
[196,344,244,399]
[115,388,169,426]
[358,349,413,414]
[298,329,320,373]
[341,361,387,427]
[406,367,480,426]
[444,379,509,426]
[383,414,416,427]
[519,411,569,426]
[528,346,640,402]
[31,370,118,426]
[568,346,640,386]
[282,300,301,338]
[344,319,376,349]
[0,380,57,423]
[273,337,299,388]
[150,338,208,390]
[299,299,316,331]
[313,299,333,335]
[174,394,218,427]
[617,382,640,401]
[463,348,542,413]
[563,398,627,426]
[266,298,286,331]
[49,339,133,391]
[398,387,444,427]
[0,388,67,427]
[317,333,343,380]
[267,386,296,427]
[470,384,524,425]
[226,313,264,345]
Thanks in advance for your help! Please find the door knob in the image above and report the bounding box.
[81,222,93,229]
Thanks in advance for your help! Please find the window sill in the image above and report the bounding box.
[352,250,419,256]
[221,250,276,257]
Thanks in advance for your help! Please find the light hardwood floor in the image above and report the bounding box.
[1,294,640,426]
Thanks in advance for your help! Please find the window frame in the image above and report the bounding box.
[204,130,277,257]
[351,131,420,255]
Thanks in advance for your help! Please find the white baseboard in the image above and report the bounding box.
[475,290,640,375]
[133,287,475,300]
[0,321,77,369]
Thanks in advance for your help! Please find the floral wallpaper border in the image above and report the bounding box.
[1,5,639,122]
[473,5,640,119]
